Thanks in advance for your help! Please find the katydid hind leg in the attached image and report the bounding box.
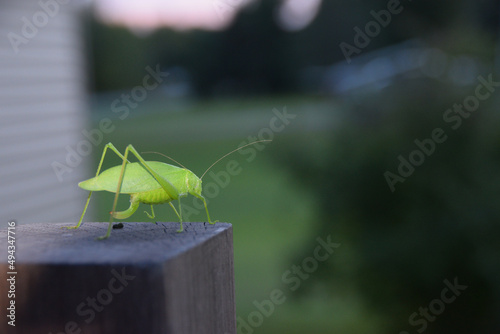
[99,143,139,239]
[64,142,127,231]
[111,199,140,219]
[106,144,181,236]
[92,143,134,239]
[102,144,181,239]
[107,145,133,239]
[98,222,114,240]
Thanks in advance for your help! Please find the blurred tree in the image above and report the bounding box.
[208,0,295,95]
[89,18,150,91]
[86,0,500,95]
[271,1,500,331]
[277,77,500,333]
[88,0,297,96]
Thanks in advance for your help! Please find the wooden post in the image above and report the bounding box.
[0,222,236,334]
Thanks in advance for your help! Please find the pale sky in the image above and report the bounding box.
[94,0,322,31]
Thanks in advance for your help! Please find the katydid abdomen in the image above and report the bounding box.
[133,187,180,205]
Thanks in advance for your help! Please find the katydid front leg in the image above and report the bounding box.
[144,205,155,219]
[191,192,216,225]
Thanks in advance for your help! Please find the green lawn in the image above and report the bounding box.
[87,94,377,333]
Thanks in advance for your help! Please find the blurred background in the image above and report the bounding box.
[2,0,500,333]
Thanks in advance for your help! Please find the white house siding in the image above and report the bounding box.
[0,0,90,228]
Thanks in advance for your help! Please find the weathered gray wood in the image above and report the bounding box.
[0,222,235,334]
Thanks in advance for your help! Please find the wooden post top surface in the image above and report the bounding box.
[0,222,232,265]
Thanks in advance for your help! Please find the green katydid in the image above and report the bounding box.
[64,141,270,239]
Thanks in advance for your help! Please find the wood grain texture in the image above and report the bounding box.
[0,222,235,334]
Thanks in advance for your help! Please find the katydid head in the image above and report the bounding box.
[200,140,271,180]
[187,170,203,195]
